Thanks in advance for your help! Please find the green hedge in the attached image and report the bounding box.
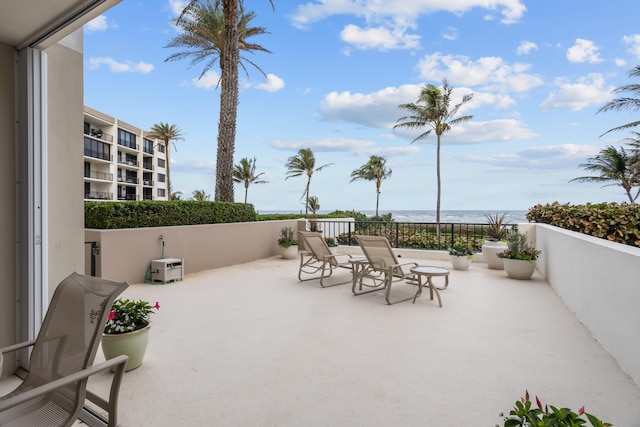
[85,201,257,229]
[527,202,640,247]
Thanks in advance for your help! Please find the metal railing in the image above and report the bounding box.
[84,149,112,162]
[117,157,138,167]
[312,220,518,251]
[85,191,113,200]
[85,129,114,143]
[84,170,113,181]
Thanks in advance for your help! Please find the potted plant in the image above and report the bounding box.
[449,243,474,271]
[498,231,541,280]
[500,390,611,426]
[101,298,159,371]
[482,212,509,269]
[278,226,299,259]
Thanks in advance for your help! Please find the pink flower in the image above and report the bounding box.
[536,396,543,411]
[154,301,160,310]
[578,406,585,415]
[108,310,116,321]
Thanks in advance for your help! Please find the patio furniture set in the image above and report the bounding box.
[297,232,449,306]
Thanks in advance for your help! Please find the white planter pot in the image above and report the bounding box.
[482,240,508,270]
[450,255,472,271]
[102,323,151,372]
[280,245,299,260]
[503,259,536,280]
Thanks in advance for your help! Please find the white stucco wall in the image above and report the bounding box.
[530,223,640,385]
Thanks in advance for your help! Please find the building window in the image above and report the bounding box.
[157,143,165,153]
[84,137,111,161]
[118,128,137,150]
[158,158,165,168]
[158,188,166,197]
[143,138,154,154]
[158,173,165,183]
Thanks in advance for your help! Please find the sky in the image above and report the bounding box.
[83,0,640,213]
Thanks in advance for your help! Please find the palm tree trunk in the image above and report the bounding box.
[436,134,442,241]
[375,183,380,217]
[165,139,171,196]
[244,185,248,204]
[215,0,239,202]
[305,177,311,215]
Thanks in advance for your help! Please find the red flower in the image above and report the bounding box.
[154,301,160,310]
[108,310,116,321]
[578,406,585,415]
[536,396,543,411]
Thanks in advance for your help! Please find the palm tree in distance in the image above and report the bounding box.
[285,148,333,215]
[168,183,183,200]
[349,155,392,217]
[598,65,640,136]
[147,123,184,195]
[232,157,268,203]
[192,189,211,201]
[175,0,273,202]
[394,79,473,238]
[306,195,321,231]
[570,146,640,203]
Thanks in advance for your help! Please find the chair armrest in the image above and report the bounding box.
[0,340,36,356]
[0,355,129,425]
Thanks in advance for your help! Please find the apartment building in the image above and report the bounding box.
[83,105,169,202]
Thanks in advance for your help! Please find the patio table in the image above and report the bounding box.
[409,266,449,307]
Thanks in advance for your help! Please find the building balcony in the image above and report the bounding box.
[84,150,112,162]
[84,191,113,200]
[85,128,114,143]
[143,179,154,186]
[117,194,138,201]
[84,170,114,181]
[117,157,138,167]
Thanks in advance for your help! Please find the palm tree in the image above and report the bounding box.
[306,195,321,231]
[168,183,183,200]
[598,65,640,136]
[192,189,211,201]
[175,0,273,202]
[570,146,640,203]
[394,79,473,237]
[147,123,184,194]
[285,148,333,215]
[232,157,268,203]
[349,155,392,217]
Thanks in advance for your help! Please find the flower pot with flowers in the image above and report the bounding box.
[482,212,509,269]
[278,226,299,259]
[500,390,611,427]
[498,232,541,280]
[101,298,159,371]
[449,243,474,271]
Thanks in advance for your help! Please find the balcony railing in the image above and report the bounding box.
[85,129,114,143]
[117,194,139,201]
[143,180,154,186]
[84,149,112,162]
[85,170,114,181]
[312,220,519,251]
[117,157,138,167]
[84,191,113,200]
[117,177,139,184]
[118,141,139,151]
[142,163,154,171]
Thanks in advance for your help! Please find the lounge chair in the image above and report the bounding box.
[298,231,355,287]
[0,273,129,427]
[355,235,421,304]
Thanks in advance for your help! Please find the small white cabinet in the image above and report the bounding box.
[150,258,184,283]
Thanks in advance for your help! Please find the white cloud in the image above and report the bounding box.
[442,27,458,41]
[269,137,419,157]
[516,40,537,55]
[417,52,543,92]
[192,71,221,89]
[566,38,603,64]
[254,74,285,92]
[622,34,640,60]
[340,24,420,51]
[394,119,538,144]
[615,58,628,67]
[540,73,613,111]
[289,0,526,29]
[87,57,153,73]
[462,144,599,170]
[84,15,109,33]
[168,0,188,17]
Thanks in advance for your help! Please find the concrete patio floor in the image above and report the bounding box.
[3,254,640,426]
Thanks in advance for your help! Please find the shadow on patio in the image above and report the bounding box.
[7,255,640,426]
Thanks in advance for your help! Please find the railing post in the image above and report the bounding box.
[450,224,454,249]
[395,222,399,248]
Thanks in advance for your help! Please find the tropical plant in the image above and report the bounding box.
[169,183,183,200]
[277,226,298,248]
[598,64,640,136]
[500,390,611,427]
[349,155,392,217]
[324,237,337,247]
[285,148,333,215]
[498,232,541,261]
[147,122,184,194]
[104,299,160,335]
[232,157,268,203]
[570,146,640,203]
[306,195,321,231]
[484,212,508,241]
[449,243,474,258]
[173,0,273,202]
[192,189,211,201]
[394,79,473,239]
